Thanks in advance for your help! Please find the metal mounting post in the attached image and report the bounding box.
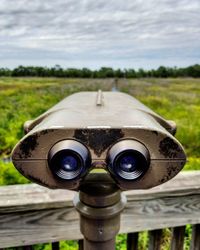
[74,173,127,250]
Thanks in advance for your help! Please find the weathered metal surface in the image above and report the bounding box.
[83,239,115,250]
[74,174,126,250]
[74,128,124,157]
[12,91,186,190]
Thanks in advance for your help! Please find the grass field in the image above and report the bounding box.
[0,77,199,249]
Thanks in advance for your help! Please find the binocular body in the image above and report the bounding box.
[12,91,186,190]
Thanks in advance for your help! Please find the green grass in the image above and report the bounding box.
[0,77,113,156]
[0,77,200,250]
[119,78,200,170]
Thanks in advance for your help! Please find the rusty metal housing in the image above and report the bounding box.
[12,91,186,190]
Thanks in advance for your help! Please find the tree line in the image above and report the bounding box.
[0,64,200,78]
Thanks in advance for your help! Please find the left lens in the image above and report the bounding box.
[50,150,83,180]
[48,140,91,180]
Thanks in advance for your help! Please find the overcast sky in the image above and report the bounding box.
[0,0,200,69]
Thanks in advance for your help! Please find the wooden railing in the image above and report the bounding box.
[0,171,200,250]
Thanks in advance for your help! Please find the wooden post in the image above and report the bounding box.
[127,232,139,250]
[52,242,59,250]
[148,229,162,250]
[190,224,200,250]
[170,226,185,250]
[79,240,84,250]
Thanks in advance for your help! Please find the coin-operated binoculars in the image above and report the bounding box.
[12,91,186,250]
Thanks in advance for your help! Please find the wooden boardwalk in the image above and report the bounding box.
[0,171,200,249]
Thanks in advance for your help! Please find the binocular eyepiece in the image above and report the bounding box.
[48,140,91,181]
[48,139,150,182]
[107,140,149,181]
[12,91,186,191]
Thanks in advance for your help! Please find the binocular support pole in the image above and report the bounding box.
[74,173,127,250]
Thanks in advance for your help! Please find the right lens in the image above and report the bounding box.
[113,149,149,180]
[107,140,150,181]
[118,154,137,172]
[48,140,91,180]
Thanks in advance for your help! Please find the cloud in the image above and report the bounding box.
[0,0,199,68]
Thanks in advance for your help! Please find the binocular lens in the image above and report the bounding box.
[114,150,148,180]
[61,155,79,172]
[48,140,90,180]
[107,140,150,181]
[118,154,137,172]
[52,151,82,180]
